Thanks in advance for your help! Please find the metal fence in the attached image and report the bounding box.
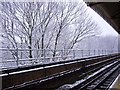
[0,48,118,69]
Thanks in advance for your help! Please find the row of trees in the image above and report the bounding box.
[0,2,99,60]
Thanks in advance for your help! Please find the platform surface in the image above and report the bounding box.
[109,74,120,89]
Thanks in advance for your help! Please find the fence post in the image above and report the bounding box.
[102,50,104,55]
[16,48,19,67]
[43,49,45,62]
[81,50,83,57]
[61,50,63,60]
[73,50,75,59]
[88,50,90,56]
[94,50,95,56]
[98,50,100,56]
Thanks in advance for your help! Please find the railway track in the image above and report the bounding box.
[69,60,120,90]
[1,54,120,90]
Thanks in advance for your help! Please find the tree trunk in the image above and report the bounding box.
[41,33,44,57]
[29,35,32,58]
[53,29,61,58]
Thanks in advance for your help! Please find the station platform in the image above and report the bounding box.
[109,74,120,90]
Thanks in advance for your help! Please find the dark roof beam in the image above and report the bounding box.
[88,2,103,7]
[111,10,120,19]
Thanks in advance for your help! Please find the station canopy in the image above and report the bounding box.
[87,2,120,34]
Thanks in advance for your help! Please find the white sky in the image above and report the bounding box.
[1,1,119,44]
[1,0,119,37]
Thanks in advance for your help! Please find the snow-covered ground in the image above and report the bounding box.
[0,50,108,69]
[1,49,117,70]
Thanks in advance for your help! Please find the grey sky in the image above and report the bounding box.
[0,1,119,44]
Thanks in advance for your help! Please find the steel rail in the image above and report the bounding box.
[70,60,120,90]
[3,55,119,90]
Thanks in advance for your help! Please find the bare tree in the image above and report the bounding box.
[0,2,100,62]
[52,2,84,57]
[50,2,100,58]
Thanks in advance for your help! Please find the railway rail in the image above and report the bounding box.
[1,54,120,90]
[64,59,120,90]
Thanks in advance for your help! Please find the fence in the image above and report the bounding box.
[0,48,118,69]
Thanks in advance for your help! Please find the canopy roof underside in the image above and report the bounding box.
[88,2,120,34]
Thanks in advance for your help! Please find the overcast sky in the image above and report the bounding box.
[0,1,119,44]
[0,0,119,38]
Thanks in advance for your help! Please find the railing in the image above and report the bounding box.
[0,48,118,69]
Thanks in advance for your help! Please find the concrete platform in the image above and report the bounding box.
[109,74,120,90]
